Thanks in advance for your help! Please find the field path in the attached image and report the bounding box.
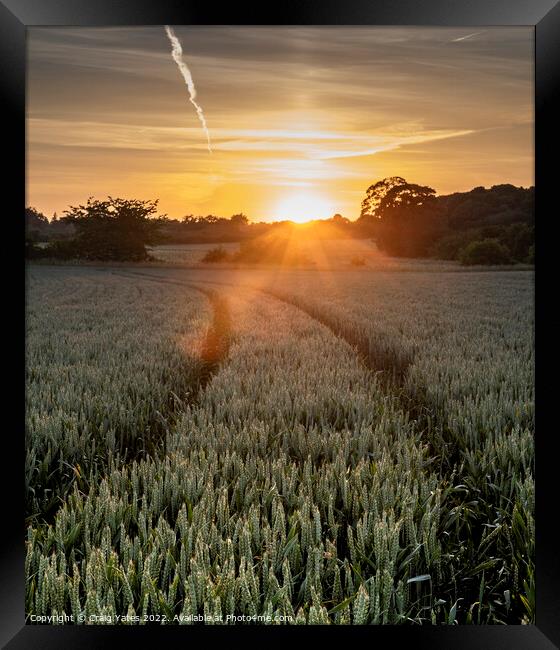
[110,267,428,453]
[111,270,231,396]
[109,267,389,381]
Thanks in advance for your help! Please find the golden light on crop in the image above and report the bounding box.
[272,192,336,224]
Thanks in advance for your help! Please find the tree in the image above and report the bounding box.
[330,213,350,226]
[360,176,407,219]
[25,207,49,242]
[377,182,436,217]
[62,197,163,261]
[370,179,441,257]
[25,206,48,223]
[230,213,249,226]
[358,178,535,260]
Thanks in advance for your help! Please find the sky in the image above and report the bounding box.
[27,26,534,222]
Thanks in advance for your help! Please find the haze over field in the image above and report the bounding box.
[27,26,533,222]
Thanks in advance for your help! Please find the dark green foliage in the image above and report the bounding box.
[68,197,162,261]
[25,207,49,242]
[357,179,534,262]
[363,180,445,257]
[459,239,512,266]
[433,223,534,263]
[440,184,534,231]
[42,240,76,260]
[501,223,534,262]
[429,231,470,260]
[39,197,163,261]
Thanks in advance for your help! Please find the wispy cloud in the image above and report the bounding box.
[315,129,476,159]
[27,119,476,160]
[27,26,534,219]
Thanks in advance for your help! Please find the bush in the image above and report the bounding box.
[202,247,230,263]
[459,239,512,266]
[430,223,534,263]
[233,238,311,266]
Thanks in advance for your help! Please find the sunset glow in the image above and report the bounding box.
[27,27,533,221]
[273,192,336,223]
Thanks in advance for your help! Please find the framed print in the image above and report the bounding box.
[2,0,559,647]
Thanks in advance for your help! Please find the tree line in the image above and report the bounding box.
[26,179,534,265]
[357,177,534,264]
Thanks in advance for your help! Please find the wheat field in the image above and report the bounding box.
[25,265,534,625]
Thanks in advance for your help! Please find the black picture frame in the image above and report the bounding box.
[3,1,559,648]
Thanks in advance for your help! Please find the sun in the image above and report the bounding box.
[273,192,335,224]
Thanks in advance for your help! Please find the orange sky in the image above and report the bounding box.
[27,27,534,222]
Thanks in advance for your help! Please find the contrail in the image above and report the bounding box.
[452,32,483,42]
[164,25,212,152]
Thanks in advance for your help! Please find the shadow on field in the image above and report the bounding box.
[195,287,232,392]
